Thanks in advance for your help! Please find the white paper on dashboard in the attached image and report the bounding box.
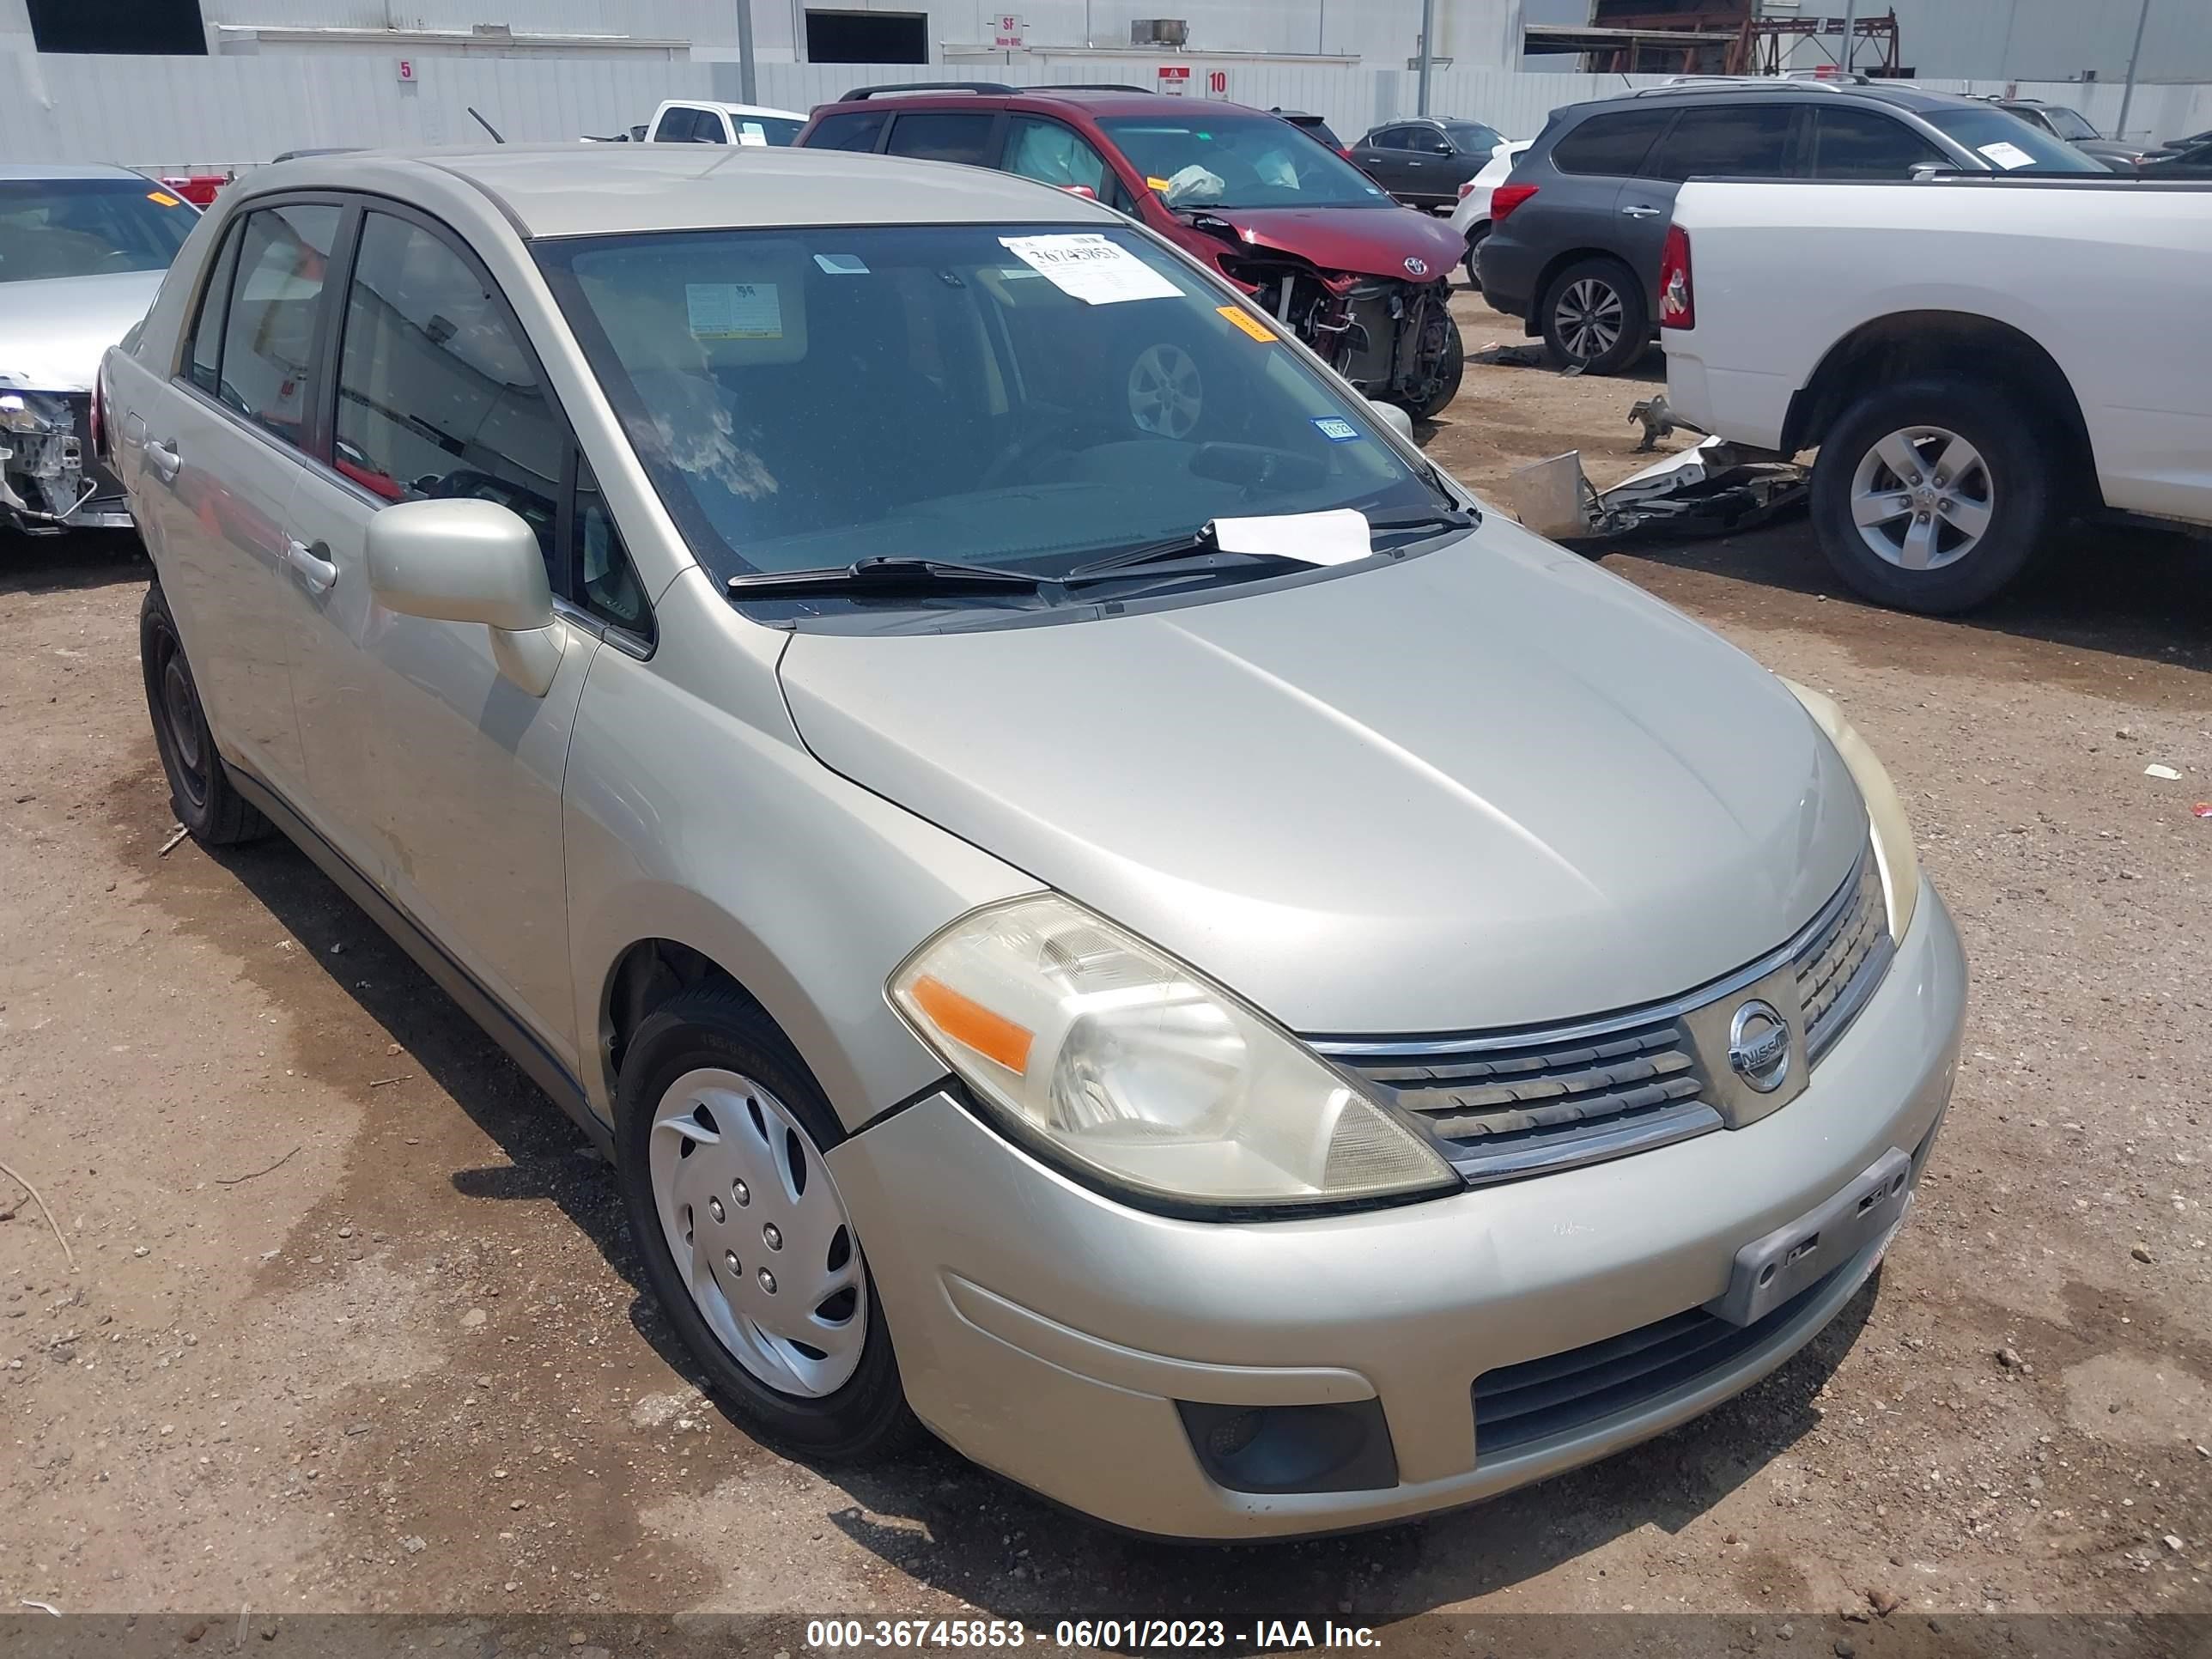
[1210,509,1372,567]
[1978,141,2035,169]
[998,234,1180,304]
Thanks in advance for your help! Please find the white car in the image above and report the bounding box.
[646,99,808,148]
[1662,171,2212,612]
[1447,139,1530,289]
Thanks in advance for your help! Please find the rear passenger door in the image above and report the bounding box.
[134,198,343,806]
[277,203,644,1069]
[1621,103,1802,298]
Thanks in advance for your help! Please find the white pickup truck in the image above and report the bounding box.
[1659,174,2212,612]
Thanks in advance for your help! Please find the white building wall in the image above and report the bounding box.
[1884,0,2212,86]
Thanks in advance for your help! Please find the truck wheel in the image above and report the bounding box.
[1540,257,1647,374]
[1811,379,2047,614]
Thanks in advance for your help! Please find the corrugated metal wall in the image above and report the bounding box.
[4,47,2210,171]
[1886,0,2212,88]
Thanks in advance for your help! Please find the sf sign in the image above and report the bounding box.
[993,13,1023,48]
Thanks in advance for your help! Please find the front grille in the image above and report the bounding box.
[1315,845,1893,1185]
[1472,1264,1846,1457]
[1795,852,1891,1061]
[1333,1018,1716,1185]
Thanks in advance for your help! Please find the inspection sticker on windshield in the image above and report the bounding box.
[1978,140,2036,169]
[686,282,782,339]
[999,234,1179,305]
[1310,416,1362,442]
[812,252,870,276]
[1218,305,1277,342]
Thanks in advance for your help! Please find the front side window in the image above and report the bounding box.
[1922,107,2105,172]
[1446,121,1504,155]
[1646,105,1797,180]
[538,223,1441,600]
[883,112,999,166]
[1370,126,1415,150]
[690,109,728,146]
[0,176,198,285]
[1408,126,1453,155]
[218,203,341,448]
[1812,107,1942,178]
[1549,109,1673,177]
[333,212,563,573]
[1097,112,1392,209]
[1006,117,1121,205]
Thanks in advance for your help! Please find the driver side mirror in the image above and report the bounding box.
[1059,184,1097,199]
[1366,398,1416,442]
[366,497,566,696]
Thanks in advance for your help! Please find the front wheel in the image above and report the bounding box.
[1809,378,2049,614]
[1410,310,1465,420]
[1539,257,1648,375]
[616,986,916,1462]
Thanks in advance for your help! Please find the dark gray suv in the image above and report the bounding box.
[1477,81,2101,374]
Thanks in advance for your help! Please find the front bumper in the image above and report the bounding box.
[0,390,131,532]
[829,879,1966,1539]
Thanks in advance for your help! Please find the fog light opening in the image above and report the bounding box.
[1175,1398,1398,1496]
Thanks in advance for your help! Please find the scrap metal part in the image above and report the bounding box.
[1505,434,1807,544]
[1627,392,1710,453]
[0,390,130,532]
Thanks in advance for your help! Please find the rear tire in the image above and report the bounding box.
[139,583,266,848]
[1462,225,1488,290]
[1539,257,1647,375]
[1809,377,2048,614]
[616,985,919,1463]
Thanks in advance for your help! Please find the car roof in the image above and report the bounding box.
[0,162,149,182]
[244,143,1121,239]
[817,86,1261,121]
[664,99,807,121]
[1560,81,1990,118]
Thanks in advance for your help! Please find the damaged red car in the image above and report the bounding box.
[798,85,1467,416]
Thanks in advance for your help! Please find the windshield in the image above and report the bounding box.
[538,222,1439,593]
[0,178,196,284]
[1923,108,2106,172]
[2030,105,2100,142]
[1096,113,1395,210]
[1446,122,1504,155]
[737,115,804,146]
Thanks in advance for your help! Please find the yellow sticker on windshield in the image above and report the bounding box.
[1146,176,1172,191]
[146,190,183,207]
[1217,305,1277,343]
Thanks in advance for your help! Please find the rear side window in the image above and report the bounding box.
[218,204,342,450]
[806,109,889,151]
[1370,126,1415,150]
[1812,107,1942,178]
[1550,109,1672,177]
[185,222,242,395]
[333,211,565,575]
[883,112,998,166]
[653,107,693,141]
[1646,106,1797,180]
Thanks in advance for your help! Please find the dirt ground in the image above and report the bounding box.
[3,293,2209,1638]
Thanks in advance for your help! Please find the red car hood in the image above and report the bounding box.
[1199,204,1464,281]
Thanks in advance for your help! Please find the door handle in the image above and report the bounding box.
[145,439,181,483]
[285,537,338,595]
[1620,204,1663,218]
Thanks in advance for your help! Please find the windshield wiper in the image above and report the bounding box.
[726,556,1046,599]
[1365,505,1479,546]
[1061,526,1317,584]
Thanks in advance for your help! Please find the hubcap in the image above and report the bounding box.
[647,1067,867,1398]
[1127,343,1202,439]
[1556,278,1624,362]
[158,644,210,807]
[1849,426,1994,573]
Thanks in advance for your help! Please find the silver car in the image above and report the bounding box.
[2,163,199,532]
[102,145,1965,1540]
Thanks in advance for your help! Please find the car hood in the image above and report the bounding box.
[0,270,166,394]
[1196,204,1466,281]
[779,518,1867,1036]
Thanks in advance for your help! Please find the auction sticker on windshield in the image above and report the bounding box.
[1978,141,2035,169]
[1000,234,1180,305]
[686,282,782,339]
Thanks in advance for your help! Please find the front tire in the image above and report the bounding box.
[139,583,266,847]
[1809,378,2048,614]
[1410,310,1466,420]
[616,985,917,1462]
[1539,257,1648,375]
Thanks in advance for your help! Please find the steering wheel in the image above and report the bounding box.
[977,411,1119,490]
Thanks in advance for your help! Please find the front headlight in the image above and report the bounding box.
[1783,680,1920,942]
[890,895,1459,1214]
[0,392,60,435]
